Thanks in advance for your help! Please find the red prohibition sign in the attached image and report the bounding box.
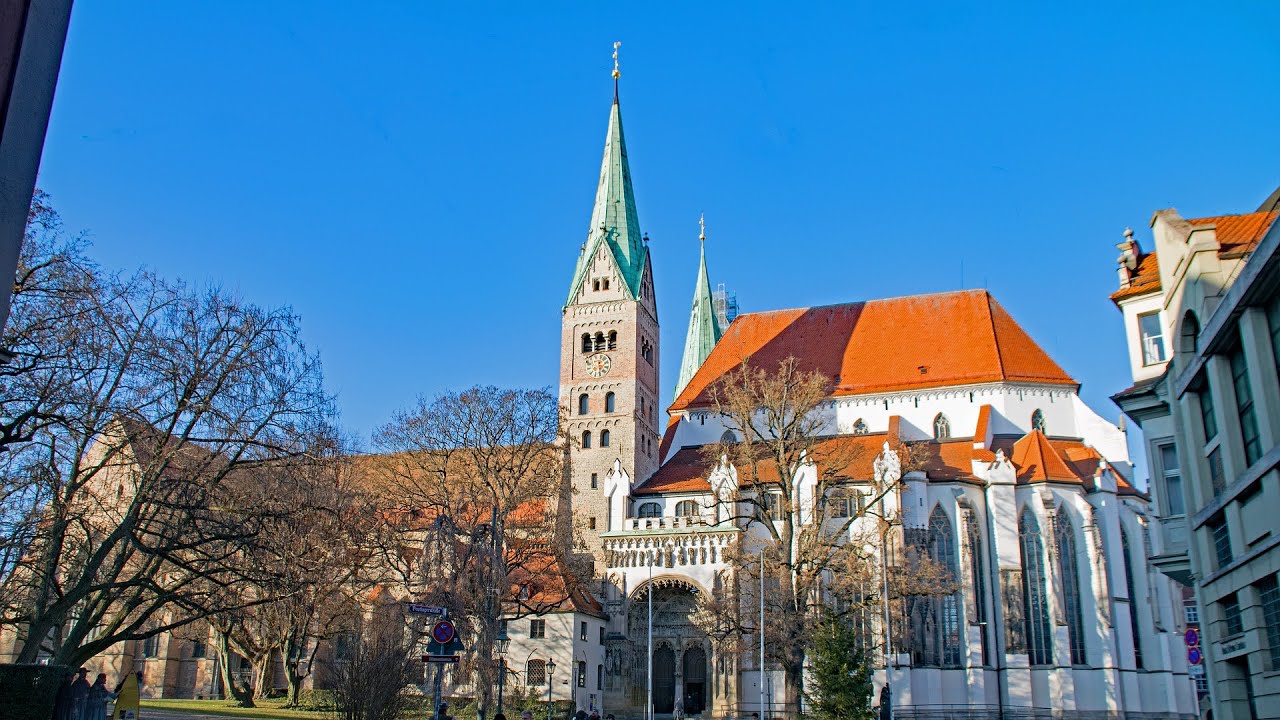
[432,620,456,645]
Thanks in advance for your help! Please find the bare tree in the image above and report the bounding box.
[371,386,584,720]
[698,357,954,717]
[0,193,335,667]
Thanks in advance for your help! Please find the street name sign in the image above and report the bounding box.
[422,654,460,664]
[408,603,447,616]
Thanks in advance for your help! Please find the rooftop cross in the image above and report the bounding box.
[699,213,705,243]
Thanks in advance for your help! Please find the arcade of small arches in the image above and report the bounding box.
[581,330,619,353]
[603,533,735,570]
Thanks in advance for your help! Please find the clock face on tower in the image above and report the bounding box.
[585,353,612,378]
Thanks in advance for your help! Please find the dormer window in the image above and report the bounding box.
[1031,409,1046,433]
[933,413,951,440]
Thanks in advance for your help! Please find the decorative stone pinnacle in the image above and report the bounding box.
[1123,227,1134,239]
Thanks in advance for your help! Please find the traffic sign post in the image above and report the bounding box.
[1184,628,1200,647]
[432,620,456,645]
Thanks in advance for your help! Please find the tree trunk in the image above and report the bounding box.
[783,657,805,719]
[282,639,304,706]
[213,629,255,707]
[252,651,273,699]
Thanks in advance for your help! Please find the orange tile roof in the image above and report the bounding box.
[1110,211,1278,304]
[670,290,1076,412]
[1109,252,1161,302]
[639,431,1141,497]
[657,416,679,464]
[1190,211,1278,258]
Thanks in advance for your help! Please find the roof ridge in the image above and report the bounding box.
[734,288,992,320]
[983,291,1007,379]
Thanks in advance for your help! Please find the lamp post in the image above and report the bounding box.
[495,627,510,716]
[546,657,557,720]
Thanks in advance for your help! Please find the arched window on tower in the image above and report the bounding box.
[1019,508,1054,665]
[608,331,617,350]
[1055,510,1087,665]
[581,333,592,353]
[602,278,610,290]
[600,429,611,447]
[720,430,738,445]
[606,392,616,413]
[908,506,962,667]
[581,431,592,449]
[637,502,661,519]
[578,394,589,416]
[852,418,868,435]
[933,413,951,440]
[1031,409,1046,433]
[674,500,699,518]
[592,280,600,292]
[594,332,605,351]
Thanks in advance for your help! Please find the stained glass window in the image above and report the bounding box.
[1019,509,1054,665]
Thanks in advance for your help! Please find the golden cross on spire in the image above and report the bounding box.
[699,213,706,243]
[612,42,621,79]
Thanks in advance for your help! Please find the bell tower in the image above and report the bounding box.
[559,56,660,559]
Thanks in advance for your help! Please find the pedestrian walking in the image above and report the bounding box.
[68,669,90,720]
[50,672,75,720]
[85,673,117,720]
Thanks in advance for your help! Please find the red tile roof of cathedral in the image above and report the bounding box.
[1110,211,1278,303]
[658,416,680,464]
[669,290,1076,412]
[635,432,1141,497]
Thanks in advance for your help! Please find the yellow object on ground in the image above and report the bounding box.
[113,674,139,720]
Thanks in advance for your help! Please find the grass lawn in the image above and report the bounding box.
[139,698,328,720]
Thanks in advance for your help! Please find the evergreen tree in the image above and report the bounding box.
[805,616,874,720]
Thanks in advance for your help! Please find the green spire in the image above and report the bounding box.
[566,92,647,304]
[674,218,723,401]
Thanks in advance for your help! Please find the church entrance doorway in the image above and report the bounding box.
[682,645,707,714]
[654,646,675,713]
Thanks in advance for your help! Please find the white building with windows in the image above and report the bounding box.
[1111,189,1280,720]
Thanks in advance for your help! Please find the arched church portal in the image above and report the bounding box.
[624,577,711,715]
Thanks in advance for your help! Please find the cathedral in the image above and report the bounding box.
[556,74,1200,719]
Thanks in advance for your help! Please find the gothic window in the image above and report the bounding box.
[608,331,618,350]
[1120,526,1145,669]
[594,332,606,351]
[601,429,611,447]
[1055,511,1087,665]
[1180,311,1200,354]
[1019,508,1054,665]
[642,338,653,365]
[1031,409,1046,433]
[720,430,738,444]
[581,333,592,353]
[577,660,587,687]
[675,500,699,517]
[606,392,616,413]
[637,502,661,519]
[909,506,962,667]
[933,413,951,440]
[761,492,784,520]
[578,394,589,415]
[852,418,868,435]
[965,510,990,666]
[526,659,546,686]
[141,635,160,658]
[582,431,592,449]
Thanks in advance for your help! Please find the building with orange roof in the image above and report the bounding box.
[554,70,1195,720]
[1111,186,1280,720]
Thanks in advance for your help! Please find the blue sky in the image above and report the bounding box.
[35,3,1280,471]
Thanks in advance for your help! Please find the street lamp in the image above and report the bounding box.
[545,657,557,720]
[495,627,510,716]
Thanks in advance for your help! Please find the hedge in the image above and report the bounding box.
[0,663,72,720]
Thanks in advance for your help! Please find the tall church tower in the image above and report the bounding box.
[559,70,660,558]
